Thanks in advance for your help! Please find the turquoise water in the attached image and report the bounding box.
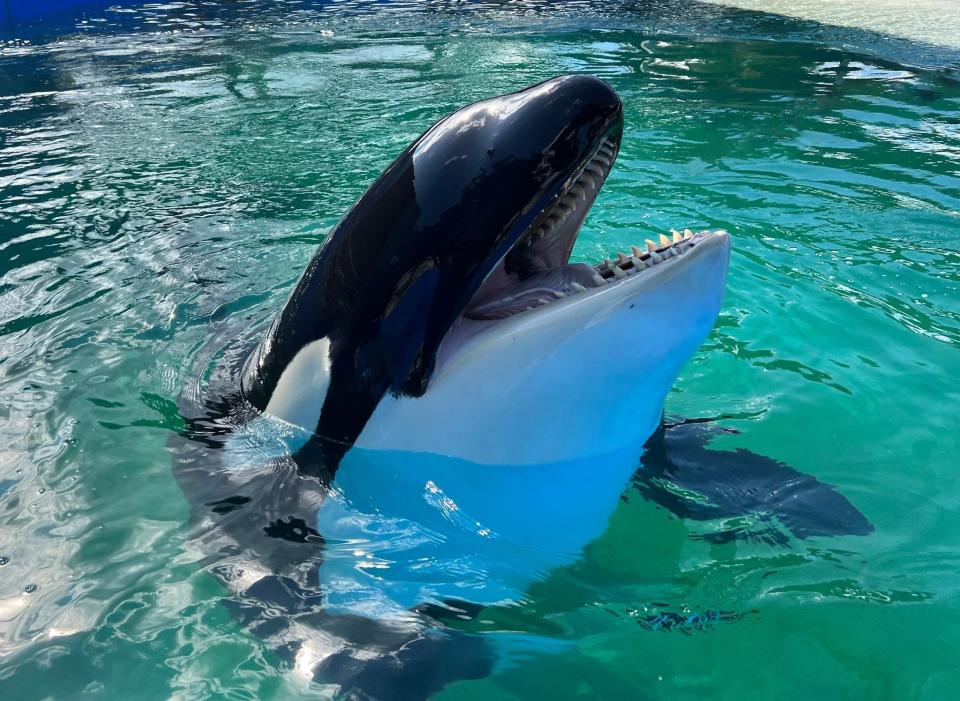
[2,1,960,698]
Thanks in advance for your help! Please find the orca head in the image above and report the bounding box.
[241,75,731,466]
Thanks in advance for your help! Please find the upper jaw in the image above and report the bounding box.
[518,134,622,271]
[462,128,728,324]
[465,136,620,320]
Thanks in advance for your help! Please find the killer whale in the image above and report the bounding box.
[238,74,731,470]
[170,75,867,698]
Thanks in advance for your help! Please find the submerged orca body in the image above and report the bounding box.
[171,76,867,698]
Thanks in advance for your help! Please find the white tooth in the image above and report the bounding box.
[571,184,587,200]
[586,163,605,178]
[630,256,644,269]
[571,282,587,293]
[539,297,551,305]
[552,290,566,299]
[591,272,607,286]
[617,252,630,264]
[612,265,627,279]
[599,144,615,156]
[580,173,596,189]
[684,229,693,240]
[646,239,657,252]
[594,155,611,168]
[650,250,663,263]
[672,230,682,244]
[631,245,644,257]
[659,234,671,247]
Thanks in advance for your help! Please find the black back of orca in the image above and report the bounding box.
[240,75,623,464]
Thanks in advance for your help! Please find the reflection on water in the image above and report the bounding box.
[1,1,959,698]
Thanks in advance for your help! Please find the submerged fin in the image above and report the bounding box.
[633,417,873,544]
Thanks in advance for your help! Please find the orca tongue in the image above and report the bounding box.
[464,264,597,320]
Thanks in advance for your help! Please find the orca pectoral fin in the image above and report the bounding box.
[634,417,873,542]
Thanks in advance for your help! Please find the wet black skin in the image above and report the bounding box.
[240,75,623,462]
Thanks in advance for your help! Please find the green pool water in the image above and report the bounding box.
[1,2,959,699]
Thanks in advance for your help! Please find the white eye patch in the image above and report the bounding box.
[264,337,332,435]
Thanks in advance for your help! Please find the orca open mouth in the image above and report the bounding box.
[463,136,713,321]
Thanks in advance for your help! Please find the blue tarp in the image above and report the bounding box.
[1,0,139,35]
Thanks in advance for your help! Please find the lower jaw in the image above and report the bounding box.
[415,232,730,467]
[465,229,721,321]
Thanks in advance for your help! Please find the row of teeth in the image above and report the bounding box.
[527,139,618,243]
[542,229,697,301]
[516,229,701,313]
[592,229,698,285]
